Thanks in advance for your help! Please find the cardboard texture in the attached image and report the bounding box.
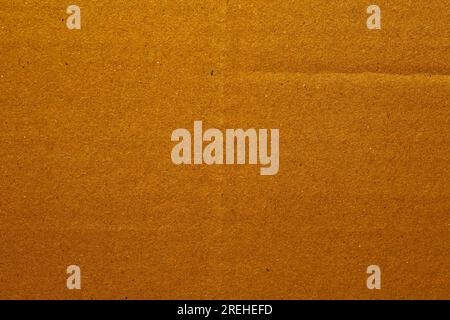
[0,0,449,299]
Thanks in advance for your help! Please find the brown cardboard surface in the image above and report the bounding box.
[0,0,449,299]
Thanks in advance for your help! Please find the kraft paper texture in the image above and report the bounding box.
[0,0,449,299]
